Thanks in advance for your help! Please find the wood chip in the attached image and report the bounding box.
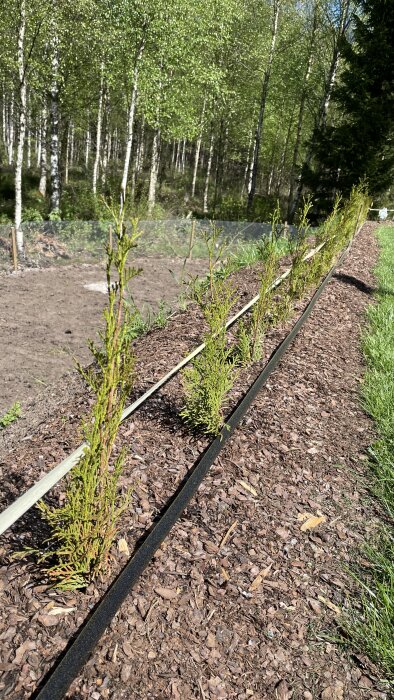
[220,567,230,581]
[275,679,291,700]
[218,520,238,550]
[238,480,258,496]
[249,563,273,591]
[300,515,326,531]
[13,640,36,665]
[318,595,341,615]
[155,586,178,600]
[47,606,77,616]
[117,538,130,555]
[123,640,133,658]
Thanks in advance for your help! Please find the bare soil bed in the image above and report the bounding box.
[0,256,207,414]
[0,223,388,700]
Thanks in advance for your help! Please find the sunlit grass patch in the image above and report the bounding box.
[346,226,394,680]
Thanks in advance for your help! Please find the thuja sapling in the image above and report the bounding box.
[308,196,341,286]
[181,226,238,436]
[236,205,282,364]
[288,198,312,300]
[307,185,369,286]
[30,215,142,590]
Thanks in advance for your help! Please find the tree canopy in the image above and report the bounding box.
[0,0,392,237]
[306,0,394,209]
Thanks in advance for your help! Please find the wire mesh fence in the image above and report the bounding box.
[0,219,297,271]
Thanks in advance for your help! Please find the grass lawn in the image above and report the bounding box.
[347,225,394,680]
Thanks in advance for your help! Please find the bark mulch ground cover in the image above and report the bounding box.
[0,222,388,700]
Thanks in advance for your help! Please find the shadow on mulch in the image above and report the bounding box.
[334,272,376,295]
[0,476,61,577]
[137,394,189,436]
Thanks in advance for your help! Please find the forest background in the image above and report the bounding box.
[0,0,393,254]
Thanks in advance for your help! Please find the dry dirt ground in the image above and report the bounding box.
[0,257,207,414]
[0,223,389,700]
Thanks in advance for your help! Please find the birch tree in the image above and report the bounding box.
[38,106,47,195]
[290,0,352,217]
[49,16,60,215]
[0,0,370,226]
[247,0,281,215]
[287,1,319,220]
[15,0,27,252]
[92,62,104,196]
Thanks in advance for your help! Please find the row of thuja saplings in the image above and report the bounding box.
[181,185,370,436]
[17,186,369,590]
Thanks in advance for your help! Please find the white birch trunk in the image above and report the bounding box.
[191,137,202,198]
[290,0,350,216]
[130,159,136,200]
[15,0,27,253]
[26,129,31,169]
[8,92,14,165]
[70,122,74,166]
[136,119,145,173]
[267,168,274,195]
[181,138,186,173]
[148,129,160,215]
[107,129,111,165]
[275,110,294,195]
[191,101,206,197]
[36,117,41,168]
[113,127,118,162]
[85,123,90,169]
[26,104,31,169]
[321,51,340,127]
[49,23,60,214]
[247,139,257,195]
[287,4,317,219]
[242,132,253,195]
[203,134,214,214]
[39,106,48,197]
[321,0,350,126]
[175,140,181,171]
[171,140,176,168]
[64,122,70,185]
[101,96,109,186]
[92,63,104,196]
[2,92,6,151]
[247,0,280,213]
[120,40,145,213]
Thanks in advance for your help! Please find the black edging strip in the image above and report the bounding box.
[33,244,350,700]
